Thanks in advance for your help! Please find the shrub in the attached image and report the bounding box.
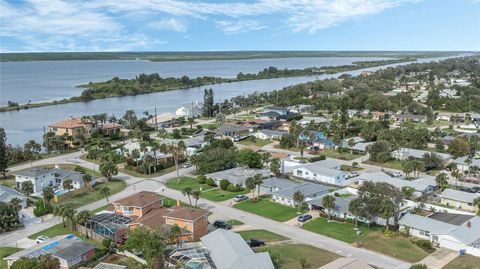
[383,229,394,237]
[33,200,53,217]
[227,184,243,192]
[220,179,230,190]
[309,155,326,162]
[352,162,359,167]
[197,175,207,184]
[333,192,340,197]
[410,264,428,269]
[413,239,434,252]
[207,178,216,187]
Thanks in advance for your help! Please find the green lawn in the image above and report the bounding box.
[120,163,178,178]
[163,196,193,208]
[166,176,213,192]
[227,219,244,226]
[27,223,102,248]
[364,159,404,170]
[302,217,379,243]
[233,198,301,222]
[237,229,288,243]
[256,244,339,269]
[200,188,249,202]
[59,179,127,208]
[1,247,22,268]
[322,150,358,161]
[359,232,431,263]
[0,175,16,188]
[238,138,272,147]
[443,254,480,269]
[340,165,363,172]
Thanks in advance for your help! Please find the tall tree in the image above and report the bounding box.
[42,186,55,204]
[321,195,336,220]
[348,198,363,228]
[122,226,166,269]
[20,181,34,196]
[0,128,7,178]
[182,187,193,206]
[100,160,118,181]
[62,179,73,192]
[292,191,305,214]
[100,186,111,203]
[435,172,448,191]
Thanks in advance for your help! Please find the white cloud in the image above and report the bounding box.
[148,18,187,32]
[216,20,266,34]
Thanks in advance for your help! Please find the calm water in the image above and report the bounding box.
[0,56,455,146]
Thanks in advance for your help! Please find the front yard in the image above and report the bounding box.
[443,254,480,269]
[302,217,430,263]
[166,176,213,192]
[364,159,404,170]
[200,188,249,202]
[322,150,358,161]
[59,179,127,208]
[256,244,339,269]
[238,137,272,147]
[237,229,288,243]
[1,247,22,268]
[233,198,302,222]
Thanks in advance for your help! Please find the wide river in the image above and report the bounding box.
[0,56,453,146]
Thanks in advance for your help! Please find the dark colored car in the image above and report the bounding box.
[213,220,232,230]
[246,238,265,247]
[471,186,480,193]
[297,214,313,222]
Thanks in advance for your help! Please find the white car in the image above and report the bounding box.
[36,236,49,244]
[391,172,402,177]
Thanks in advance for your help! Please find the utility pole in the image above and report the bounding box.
[154,106,158,131]
[43,126,49,154]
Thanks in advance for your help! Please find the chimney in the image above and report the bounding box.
[176,200,181,207]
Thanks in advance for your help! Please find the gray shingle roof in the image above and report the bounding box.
[259,129,288,137]
[201,229,274,269]
[394,148,452,160]
[399,213,457,234]
[449,216,480,245]
[454,156,480,167]
[261,177,300,190]
[359,172,437,193]
[15,167,53,177]
[206,167,270,186]
[440,189,480,203]
[272,182,329,199]
[0,185,26,204]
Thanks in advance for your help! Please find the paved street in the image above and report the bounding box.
[2,152,411,269]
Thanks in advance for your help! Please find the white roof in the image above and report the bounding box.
[0,185,26,203]
[454,156,480,167]
[440,189,480,203]
[201,229,274,269]
[205,167,270,186]
[352,142,374,152]
[449,216,480,245]
[395,148,452,160]
[359,172,437,193]
[399,213,457,234]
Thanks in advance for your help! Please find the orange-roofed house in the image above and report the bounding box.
[48,116,95,137]
[110,191,210,241]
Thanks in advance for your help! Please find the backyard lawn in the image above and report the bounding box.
[27,223,101,248]
[364,159,404,170]
[237,229,288,243]
[256,244,339,269]
[443,254,480,269]
[358,231,431,263]
[120,163,178,178]
[200,188,249,202]
[302,217,378,243]
[322,150,358,161]
[39,163,101,178]
[166,176,213,192]
[233,198,301,222]
[238,138,272,147]
[59,179,127,208]
[1,247,22,268]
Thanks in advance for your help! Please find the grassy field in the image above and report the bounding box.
[120,163,178,178]
[364,159,404,170]
[58,179,126,208]
[340,164,363,172]
[166,176,213,192]
[238,138,272,147]
[443,254,480,269]
[322,150,358,161]
[1,247,22,268]
[27,223,102,247]
[227,219,244,226]
[358,232,431,263]
[256,244,339,269]
[200,188,250,202]
[0,175,16,188]
[237,229,288,243]
[302,217,379,243]
[233,198,301,222]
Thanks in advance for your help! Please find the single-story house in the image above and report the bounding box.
[436,112,466,122]
[293,160,348,186]
[391,148,453,163]
[146,113,177,128]
[288,104,314,114]
[161,135,208,156]
[399,212,480,257]
[351,142,375,153]
[395,114,427,123]
[256,106,291,121]
[0,185,27,209]
[117,141,168,161]
[3,234,96,269]
[358,172,437,197]
[439,189,480,212]
[339,136,365,149]
[175,101,203,118]
[259,177,300,194]
[253,129,288,140]
[212,124,251,141]
[271,182,329,207]
[439,88,459,99]
[371,111,387,121]
[205,167,271,187]
[299,116,329,127]
[454,156,480,172]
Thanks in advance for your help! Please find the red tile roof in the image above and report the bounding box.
[165,207,210,221]
[113,191,163,208]
[48,117,91,129]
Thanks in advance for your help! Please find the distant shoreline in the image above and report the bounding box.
[0,51,468,62]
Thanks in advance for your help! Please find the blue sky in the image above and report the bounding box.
[1,0,479,52]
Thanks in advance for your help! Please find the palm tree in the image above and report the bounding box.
[100,187,111,203]
[473,198,480,216]
[62,179,73,192]
[169,141,186,184]
[82,174,93,190]
[379,199,396,231]
[245,177,256,200]
[131,149,140,167]
[292,191,305,214]
[188,118,195,129]
[75,210,91,237]
[182,187,193,206]
[42,186,55,204]
[63,206,77,231]
[20,181,34,196]
[402,161,413,179]
[348,198,363,228]
[253,173,264,201]
[53,204,66,227]
[321,195,336,220]
[192,190,201,207]
[451,168,461,189]
[465,157,472,177]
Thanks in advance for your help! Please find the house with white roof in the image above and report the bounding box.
[205,167,270,187]
[439,189,480,212]
[399,212,480,257]
[292,159,348,186]
[271,182,329,207]
[259,177,300,194]
[175,101,203,118]
[358,172,437,197]
[253,129,288,140]
[454,156,480,172]
[0,185,27,209]
[392,147,453,163]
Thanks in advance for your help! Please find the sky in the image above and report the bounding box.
[0,0,479,52]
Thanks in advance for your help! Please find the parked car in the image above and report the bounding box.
[183,162,192,168]
[246,238,265,247]
[471,186,480,193]
[234,195,249,202]
[213,220,232,230]
[36,236,49,244]
[297,214,312,222]
[348,171,359,178]
[385,171,402,177]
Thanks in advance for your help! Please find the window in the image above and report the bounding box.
[123,207,133,215]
